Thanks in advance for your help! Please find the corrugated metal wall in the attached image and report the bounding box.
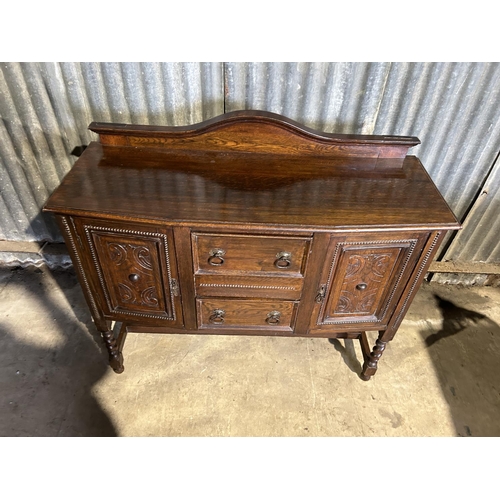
[0,62,223,242]
[446,151,500,262]
[434,150,500,285]
[1,62,499,274]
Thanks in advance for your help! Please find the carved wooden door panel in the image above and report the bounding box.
[310,232,428,332]
[75,219,183,325]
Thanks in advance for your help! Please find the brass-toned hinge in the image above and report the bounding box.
[315,284,326,303]
[171,278,179,296]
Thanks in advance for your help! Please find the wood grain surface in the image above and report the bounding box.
[43,111,461,379]
[44,143,460,230]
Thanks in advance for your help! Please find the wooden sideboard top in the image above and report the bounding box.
[44,141,460,231]
[44,111,460,231]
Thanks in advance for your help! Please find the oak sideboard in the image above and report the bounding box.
[44,110,461,380]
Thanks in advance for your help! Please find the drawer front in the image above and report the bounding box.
[311,232,427,331]
[195,274,303,300]
[192,233,311,276]
[197,298,298,331]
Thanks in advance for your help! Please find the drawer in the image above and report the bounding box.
[197,298,298,331]
[192,233,311,276]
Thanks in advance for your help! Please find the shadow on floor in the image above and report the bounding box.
[328,338,362,375]
[0,266,117,436]
[419,293,500,437]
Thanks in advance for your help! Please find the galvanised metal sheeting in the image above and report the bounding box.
[1,62,499,273]
[444,152,500,262]
[433,151,500,285]
[225,62,500,228]
[0,62,223,242]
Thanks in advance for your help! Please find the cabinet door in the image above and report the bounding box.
[76,220,183,325]
[310,232,427,332]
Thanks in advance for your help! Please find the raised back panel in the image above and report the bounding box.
[89,110,420,162]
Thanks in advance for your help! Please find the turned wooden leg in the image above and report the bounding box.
[360,332,387,381]
[101,329,125,374]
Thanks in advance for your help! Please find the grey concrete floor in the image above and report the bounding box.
[1,265,499,437]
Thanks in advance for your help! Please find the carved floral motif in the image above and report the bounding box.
[334,252,394,314]
[85,225,176,321]
[104,241,161,309]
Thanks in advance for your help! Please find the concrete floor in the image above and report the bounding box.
[1,265,499,437]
